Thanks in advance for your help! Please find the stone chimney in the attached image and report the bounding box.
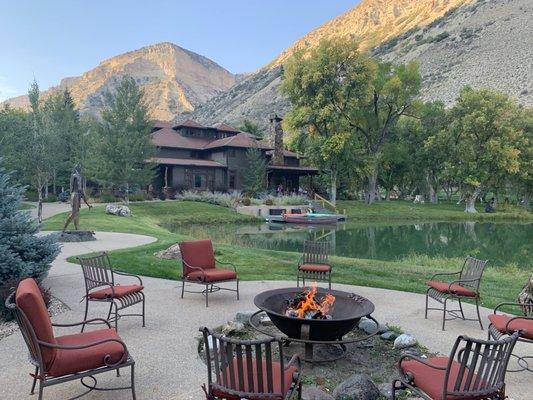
[269,113,284,165]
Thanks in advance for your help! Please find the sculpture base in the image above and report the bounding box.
[58,230,96,242]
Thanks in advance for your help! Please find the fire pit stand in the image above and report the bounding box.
[250,287,380,364]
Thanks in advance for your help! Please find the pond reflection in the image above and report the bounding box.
[165,221,532,269]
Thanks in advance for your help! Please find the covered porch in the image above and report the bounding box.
[267,165,318,193]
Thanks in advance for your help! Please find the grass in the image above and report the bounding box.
[42,200,531,310]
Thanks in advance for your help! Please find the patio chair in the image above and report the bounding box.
[6,278,136,400]
[180,239,239,307]
[200,327,301,400]
[297,240,332,289]
[77,252,145,332]
[392,331,520,400]
[488,300,533,372]
[425,256,488,330]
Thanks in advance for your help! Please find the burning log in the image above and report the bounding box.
[285,283,336,320]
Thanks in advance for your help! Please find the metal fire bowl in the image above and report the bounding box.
[253,287,375,342]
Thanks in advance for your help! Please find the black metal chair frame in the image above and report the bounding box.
[488,301,533,373]
[425,256,488,330]
[200,327,302,400]
[5,292,136,400]
[181,256,239,308]
[297,240,332,289]
[392,331,520,400]
[77,252,145,332]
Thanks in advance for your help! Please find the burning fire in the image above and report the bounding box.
[285,283,336,320]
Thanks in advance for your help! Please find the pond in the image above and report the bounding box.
[165,221,533,269]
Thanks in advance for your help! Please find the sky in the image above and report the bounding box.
[0,0,359,101]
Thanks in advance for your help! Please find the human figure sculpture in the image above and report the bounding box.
[63,165,92,231]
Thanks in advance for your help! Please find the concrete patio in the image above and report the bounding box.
[0,231,529,400]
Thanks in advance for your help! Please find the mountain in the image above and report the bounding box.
[192,0,532,129]
[3,42,236,121]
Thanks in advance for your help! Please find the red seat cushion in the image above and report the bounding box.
[48,328,127,377]
[299,263,331,273]
[213,359,297,400]
[401,356,483,400]
[427,280,477,297]
[180,240,216,276]
[187,268,237,282]
[16,279,57,369]
[488,314,533,340]
[88,284,144,300]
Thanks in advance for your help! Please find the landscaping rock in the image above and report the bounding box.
[377,382,393,399]
[105,204,132,217]
[221,321,245,336]
[58,230,95,242]
[380,331,398,341]
[302,385,334,400]
[235,310,257,325]
[358,318,388,334]
[394,334,418,349]
[332,373,381,400]
[260,314,273,326]
[154,243,181,259]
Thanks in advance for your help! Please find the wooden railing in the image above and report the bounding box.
[313,193,337,213]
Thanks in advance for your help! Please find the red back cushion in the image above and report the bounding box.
[180,240,216,277]
[16,278,57,369]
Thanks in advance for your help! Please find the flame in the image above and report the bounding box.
[293,283,336,319]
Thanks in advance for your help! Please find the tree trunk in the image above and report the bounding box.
[124,182,130,204]
[366,164,379,204]
[37,185,43,223]
[385,189,391,201]
[330,166,337,206]
[426,171,438,204]
[464,187,482,213]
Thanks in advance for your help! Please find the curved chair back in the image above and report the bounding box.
[201,327,290,399]
[179,240,216,277]
[78,252,115,292]
[460,256,488,291]
[5,279,53,373]
[302,240,330,265]
[443,331,520,399]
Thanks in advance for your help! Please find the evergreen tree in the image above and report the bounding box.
[93,76,155,202]
[239,120,264,139]
[243,147,267,196]
[0,162,59,286]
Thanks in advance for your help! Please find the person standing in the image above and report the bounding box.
[63,165,92,231]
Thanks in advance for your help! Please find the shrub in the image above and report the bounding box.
[273,194,308,205]
[58,191,70,202]
[93,191,117,203]
[43,194,57,203]
[0,279,52,321]
[177,191,240,208]
[129,191,151,202]
[264,197,274,206]
[241,197,251,206]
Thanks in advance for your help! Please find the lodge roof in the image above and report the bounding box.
[174,119,208,129]
[149,157,227,168]
[214,122,240,133]
[267,165,318,174]
[151,128,210,149]
[203,132,271,150]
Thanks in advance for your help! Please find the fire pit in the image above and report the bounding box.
[251,286,378,363]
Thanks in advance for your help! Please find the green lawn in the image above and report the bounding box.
[42,200,531,309]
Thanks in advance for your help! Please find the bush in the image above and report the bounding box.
[272,194,308,205]
[0,279,51,321]
[58,191,70,202]
[264,197,274,206]
[24,190,39,202]
[93,191,117,203]
[129,191,151,202]
[177,191,240,208]
[43,194,57,203]
[241,197,251,206]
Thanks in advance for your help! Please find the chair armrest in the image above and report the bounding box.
[493,302,527,314]
[85,281,116,298]
[113,270,143,286]
[429,271,461,281]
[285,354,301,371]
[215,258,237,273]
[181,259,207,280]
[52,318,112,329]
[398,354,447,374]
[297,255,303,267]
[448,278,480,291]
[37,338,129,367]
[504,315,533,333]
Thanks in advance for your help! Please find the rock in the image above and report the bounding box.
[58,230,95,242]
[235,310,257,325]
[380,331,398,341]
[332,373,381,400]
[221,321,245,336]
[358,318,388,334]
[302,385,334,400]
[377,382,393,399]
[154,243,181,259]
[394,334,418,349]
[105,204,132,217]
[260,314,272,326]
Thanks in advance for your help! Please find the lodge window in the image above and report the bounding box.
[193,174,207,189]
[229,171,236,189]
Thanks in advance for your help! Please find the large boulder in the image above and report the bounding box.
[302,386,334,400]
[332,373,380,400]
[105,204,132,217]
[394,334,418,349]
[154,243,181,259]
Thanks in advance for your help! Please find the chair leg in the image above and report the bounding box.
[424,290,429,319]
[106,300,114,321]
[475,297,484,330]
[38,381,44,400]
[236,279,240,301]
[391,379,402,400]
[442,298,448,331]
[116,368,120,377]
[205,284,209,308]
[114,301,119,332]
[181,279,185,299]
[458,298,466,319]
[296,272,300,288]
[81,298,89,332]
[141,293,146,327]
[328,272,331,289]
[131,364,136,400]
[30,366,38,394]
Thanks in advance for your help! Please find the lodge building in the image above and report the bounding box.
[149,115,318,193]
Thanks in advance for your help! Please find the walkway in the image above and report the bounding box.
[0,232,529,399]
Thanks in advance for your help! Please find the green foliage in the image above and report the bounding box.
[239,119,263,138]
[92,76,155,202]
[242,147,267,196]
[0,162,59,288]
